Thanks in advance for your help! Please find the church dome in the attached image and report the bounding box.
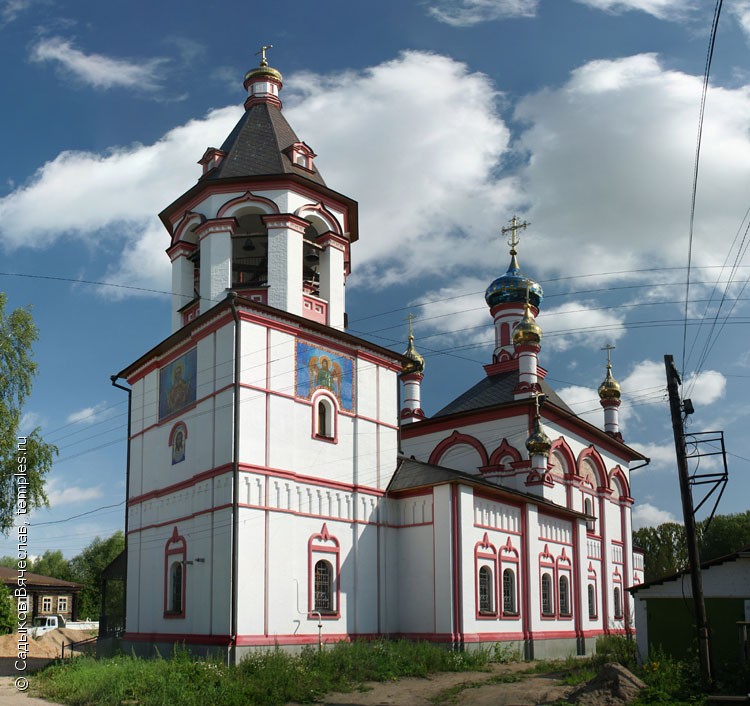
[598,363,621,401]
[513,302,542,346]
[485,252,543,309]
[525,417,551,455]
[402,332,425,375]
[243,64,283,87]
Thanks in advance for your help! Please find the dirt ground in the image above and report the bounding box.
[312,662,577,706]
[0,630,95,659]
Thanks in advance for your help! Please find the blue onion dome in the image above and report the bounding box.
[485,251,543,309]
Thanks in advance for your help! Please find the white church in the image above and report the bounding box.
[114,54,648,661]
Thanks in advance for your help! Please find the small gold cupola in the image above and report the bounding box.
[513,286,542,347]
[598,344,621,401]
[402,314,425,375]
[525,395,551,456]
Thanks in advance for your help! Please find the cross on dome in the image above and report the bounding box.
[256,44,273,67]
[502,215,530,256]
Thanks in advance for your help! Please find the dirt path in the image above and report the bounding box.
[311,662,575,706]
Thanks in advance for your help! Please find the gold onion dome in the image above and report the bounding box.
[513,302,542,346]
[402,334,425,375]
[598,363,621,401]
[526,413,551,455]
[244,64,283,84]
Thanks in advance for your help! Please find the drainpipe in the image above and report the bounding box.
[228,292,241,664]
[110,375,131,636]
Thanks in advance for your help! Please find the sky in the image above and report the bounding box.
[1,0,750,559]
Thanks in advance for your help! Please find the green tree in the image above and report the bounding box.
[31,550,72,582]
[633,522,688,582]
[0,582,15,634]
[698,510,750,561]
[0,293,57,532]
[69,531,125,619]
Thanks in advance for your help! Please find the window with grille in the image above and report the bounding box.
[57,596,68,613]
[502,568,517,614]
[541,573,553,616]
[559,575,571,616]
[42,596,52,612]
[314,560,333,612]
[478,566,493,613]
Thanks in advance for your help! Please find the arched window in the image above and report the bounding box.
[502,568,517,614]
[317,400,328,437]
[588,584,597,619]
[584,496,595,532]
[559,575,571,616]
[613,586,623,619]
[169,562,183,614]
[478,566,493,613]
[314,560,333,612]
[541,573,553,616]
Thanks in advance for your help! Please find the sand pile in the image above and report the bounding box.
[568,662,646,705]
[0,629,96,658]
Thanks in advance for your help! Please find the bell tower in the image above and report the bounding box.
[161,48,357,333]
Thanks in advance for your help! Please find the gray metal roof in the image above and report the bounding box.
[203,102,326,186]
[433,370,574,418]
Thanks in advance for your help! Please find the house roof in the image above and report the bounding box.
[0,567,81,590]
[388,456,585,520]
[628,544,750,594]
[203,102,326,187]
[434,371,573,418]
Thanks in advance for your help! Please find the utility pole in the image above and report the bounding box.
[664,354,713,688]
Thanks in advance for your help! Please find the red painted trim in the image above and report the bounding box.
[129,504,233,535]
[474,533,498,619]
[216,191,280,218]
[236,502,381,527]
[499,538,520,620]
[167,421,188,446]
[451,485,461,646]
[487,438,522,468]
[129,464,233,506]
[429,431,489,468]
[311,390,339,444]
[401,404,524,438]
[297,202,343,235]
[238,464,386,496]
[578,446,608,489]
[609,465,631,498]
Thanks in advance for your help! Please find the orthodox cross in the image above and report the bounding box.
[256,44,273,67]
[502,215,530,255]
[406,312,416,339]
[601,343,615,368]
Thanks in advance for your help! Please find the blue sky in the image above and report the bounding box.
[2,0,750,558]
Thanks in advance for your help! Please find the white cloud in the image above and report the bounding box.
[428,0,538,26]
[632,502,678,529]
[30,37,168,91]
[20,411,43,432]
[65,401,111,425]
[1,0,33,24]
[45,480,104,507]
[630,441,676,472]
[576,0,694,20]
[538,302,625,352]
[556,384,602,427]
[730,0,750,38]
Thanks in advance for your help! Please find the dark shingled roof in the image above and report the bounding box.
[388,457,584,518]
[203,102,326,186]
[433,370,574,418]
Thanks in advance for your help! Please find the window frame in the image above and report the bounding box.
[57,596,69,613]
[311,391,338,444]
[41,596,53,613]
[499,538,520,619]
[478,566,494,614]
[163,526,187,619]
[541,572,554,617]
[474,533,498,619]
[308,523,340,619]
[558,574,571,617]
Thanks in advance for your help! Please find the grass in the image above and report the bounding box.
[32,639,491,706]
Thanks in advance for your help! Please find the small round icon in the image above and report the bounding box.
[14,676,28,691]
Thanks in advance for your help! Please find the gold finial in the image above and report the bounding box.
[402,312,425,375]
[501,215,530,256]
[598,343,621,400]
[256,44,273,67]
[526,393,551,455]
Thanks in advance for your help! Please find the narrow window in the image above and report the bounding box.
[478,566,493,613]
[314,560,333,612]
[42,596,52,613]
[169,561,183,614]
[57,596,69,613]
[318,400,328,437]
[584,497,595,532]
[559,575,570,616]
[588,584,596,619]
[541,573,553,616]
[502,568,517,614]
[613,586,623,619]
